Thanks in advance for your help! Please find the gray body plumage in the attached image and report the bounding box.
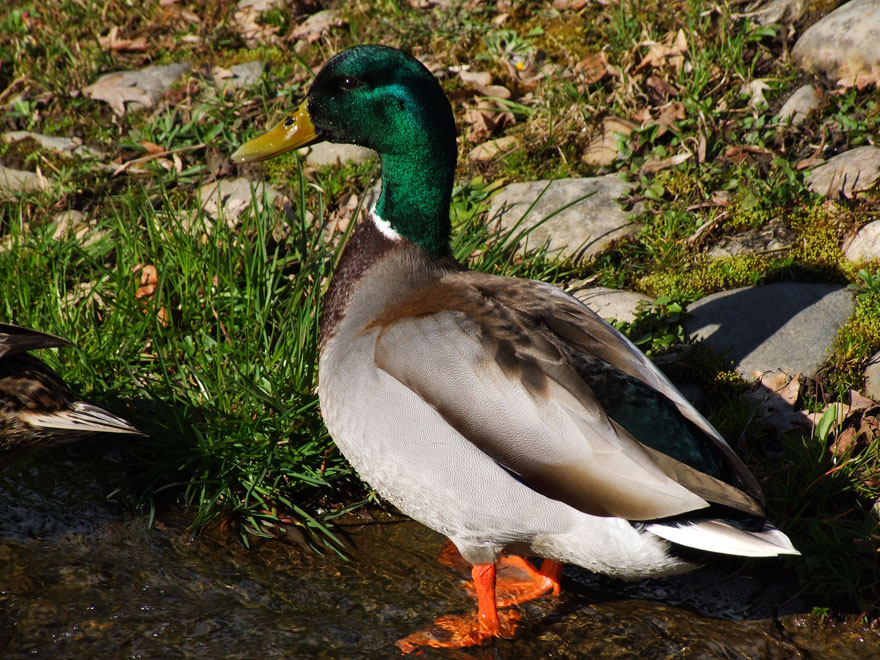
[319,216,798,578]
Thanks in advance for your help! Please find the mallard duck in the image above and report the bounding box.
[0,323,141,470]
[232,45,798,652]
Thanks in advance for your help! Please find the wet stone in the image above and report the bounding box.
[487,175,643,261]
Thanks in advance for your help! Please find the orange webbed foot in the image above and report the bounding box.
[395,609,521,653]
[462,555,562,607]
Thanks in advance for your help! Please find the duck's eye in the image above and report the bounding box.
[339,76,361,91]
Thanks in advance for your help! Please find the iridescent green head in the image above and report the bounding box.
[233,45,458,257]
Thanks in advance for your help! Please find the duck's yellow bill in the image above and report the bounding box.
[231,99,318,163]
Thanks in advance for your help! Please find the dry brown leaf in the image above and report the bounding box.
[82,73,153,115]
[133,263,169,326]
[98,26,148,52]
[234,0,283,47]
[641,151,691,174]
[645,75,677,100]
[745,369,809,433]
[583,117,635,167]
[468,135,519,163]
[653,102,686,138]
[553,0,589,9]
[576,51,612,85]
[140,141,164,155]
[289,9,345,43]
[636,29,688,74]
[134,263,159,300]
[740,79,771,108]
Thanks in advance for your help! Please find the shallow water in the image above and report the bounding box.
[1,448,878,659]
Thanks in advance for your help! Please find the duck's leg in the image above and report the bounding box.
[493,555,563,606]
[395,563,520,653]
[440,541,562,606]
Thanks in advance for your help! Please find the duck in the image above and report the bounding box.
[0,322,142,470]
[232,45,799,652]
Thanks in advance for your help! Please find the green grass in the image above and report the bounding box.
[1,0,880,612]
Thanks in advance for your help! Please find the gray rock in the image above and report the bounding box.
[572,287,653,324]
[0,166,50,193]
[198,177,284,225]
[684,283,854,379]
[776,85,821,126]
[751,0,813,25]
[305,142,376,168]
[843,220,880,262]
[2,131,104,159]
[707,220,796,258]
[791,0,880,87]
[487,175,643,261]
[863,350,880,400]
[806,146,880,198]
[212,61,265,91]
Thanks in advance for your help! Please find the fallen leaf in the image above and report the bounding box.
[133,263,169,326]
[82,73,153,115]
[645,75,678,100]
[653,101,686,138]
[82,63,190,116]
[636,29,688,74]
[98,26,148,52]
[582,117,635,167]
[234,0,284,47]
[745,369,809,433]
[641,151,691,174]
[576,51,612,85]
[289,9,344,43]
[740,79,772,109]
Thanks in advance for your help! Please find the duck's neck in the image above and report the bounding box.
[374,144,455,258]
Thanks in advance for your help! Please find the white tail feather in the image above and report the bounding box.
[24,402,143,436]
[646,520,800,557]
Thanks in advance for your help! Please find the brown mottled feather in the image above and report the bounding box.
[0,324,141,470]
